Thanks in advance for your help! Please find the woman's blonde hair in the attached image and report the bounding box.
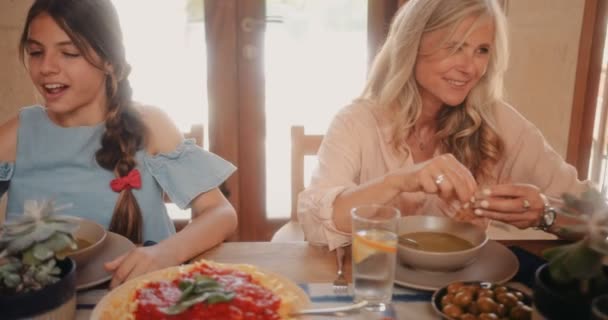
[362,0,508,181]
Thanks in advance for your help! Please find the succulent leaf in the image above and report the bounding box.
[30,224,58,243]
[43,232,77,253]
[1,223,35,238]
[6,233,35,254]
[45,221,79,234]
[32,243,54,262]
[3,274,21,288]
[0,200,78,294]
[544,189,608,294]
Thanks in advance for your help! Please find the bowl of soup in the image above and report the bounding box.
[397,216,488,272]
[58,218,107,267]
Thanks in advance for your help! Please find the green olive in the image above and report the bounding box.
[454,291,474,307]
[467,301,481,315]
[495,303,507,317]
[448,282,465,294]
[463,284,481,295]
[494,286,508,294]
[509,304,532,320]
[477,297,498,314]
[443,304,464,318]
[478,313,499,320]
[442,293,454,307]
[459,313,478,320]
[496,292,518,308]
[478,288,494,299]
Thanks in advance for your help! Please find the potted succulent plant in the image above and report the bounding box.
[0,200,79,320]
[533,189,608,320]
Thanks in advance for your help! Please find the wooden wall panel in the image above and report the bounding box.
[567,0,608,177]
[235,0,267,240]
[367,0,398,68]
[204,0,241,240]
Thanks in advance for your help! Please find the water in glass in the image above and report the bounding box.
[351,205,399,312]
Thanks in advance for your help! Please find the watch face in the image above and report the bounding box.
[543,208,556,227]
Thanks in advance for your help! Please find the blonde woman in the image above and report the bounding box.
[298,0,590,250]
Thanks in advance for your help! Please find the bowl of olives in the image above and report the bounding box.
[432,281,533,320]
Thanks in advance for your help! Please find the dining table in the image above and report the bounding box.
[75,239,565,319]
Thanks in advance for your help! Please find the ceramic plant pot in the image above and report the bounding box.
[533,263,608,320]
[0,258,77,320]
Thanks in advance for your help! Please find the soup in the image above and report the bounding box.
[399,232,473,252]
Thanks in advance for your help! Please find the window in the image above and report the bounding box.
[111,0,207,139]
[264,0,368,219]
[112,0,207,219]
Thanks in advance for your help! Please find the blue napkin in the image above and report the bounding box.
[508,245,547,288]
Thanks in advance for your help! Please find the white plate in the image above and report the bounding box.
[394,240,519,291]
[90,261,311,319]
[76,231,135,290]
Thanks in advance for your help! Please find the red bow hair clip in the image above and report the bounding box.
[110,169,142,192]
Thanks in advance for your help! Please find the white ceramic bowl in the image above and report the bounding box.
[65,218,107,267]
[397,216,488,272]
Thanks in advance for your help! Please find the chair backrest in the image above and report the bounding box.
[291,126,323,221]
[184,124,204,147]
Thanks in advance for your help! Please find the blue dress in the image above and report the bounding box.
[0,106,236,242]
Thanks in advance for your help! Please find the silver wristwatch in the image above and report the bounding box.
[537,194,556,231]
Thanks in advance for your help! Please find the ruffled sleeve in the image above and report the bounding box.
[143,139,236,209]
[0,162,14,196]
[494,104,592,202]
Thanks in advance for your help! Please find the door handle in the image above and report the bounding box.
[241,16,283,33]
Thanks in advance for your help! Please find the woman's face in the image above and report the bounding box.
[415,14,494,110]
[25,13,108,125]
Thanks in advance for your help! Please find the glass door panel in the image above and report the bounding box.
[111,0,208,143]
[112,0,208,220]
[264,0,368,219]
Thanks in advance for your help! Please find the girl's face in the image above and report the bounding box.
[415,14,494,111]
[25,13,108,126]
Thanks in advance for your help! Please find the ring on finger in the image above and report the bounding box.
[522,199,531,209]
[434,174,445,185]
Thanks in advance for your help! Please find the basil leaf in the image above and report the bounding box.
[159,276,236,315]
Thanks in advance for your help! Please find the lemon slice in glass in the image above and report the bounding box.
[352,229,397,264]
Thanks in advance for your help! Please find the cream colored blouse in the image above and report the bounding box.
[297,100,590,250]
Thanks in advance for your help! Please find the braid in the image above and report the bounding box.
[96,67,146,244]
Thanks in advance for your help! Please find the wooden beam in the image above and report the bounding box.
[567,0,608,178]
[204,0,241,239]
[368,0,399,68]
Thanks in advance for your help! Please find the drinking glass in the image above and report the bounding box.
[351,205,400,312]
[592,294,608,320]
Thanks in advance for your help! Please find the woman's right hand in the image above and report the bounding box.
[389,153,477,204]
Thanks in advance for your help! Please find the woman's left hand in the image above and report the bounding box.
[472,183,544,229]
[104,244,181,288]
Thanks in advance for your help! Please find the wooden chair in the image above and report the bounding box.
[271,126,323,241]
[170,124,205,232]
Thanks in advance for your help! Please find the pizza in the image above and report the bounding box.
[91,260,310,320]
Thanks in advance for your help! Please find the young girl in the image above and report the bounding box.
[0,0,238,288]
[298,0,591,250]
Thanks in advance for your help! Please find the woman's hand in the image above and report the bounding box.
[104,244,181,288]
[392,153,477,204]
[472,183,544,228]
